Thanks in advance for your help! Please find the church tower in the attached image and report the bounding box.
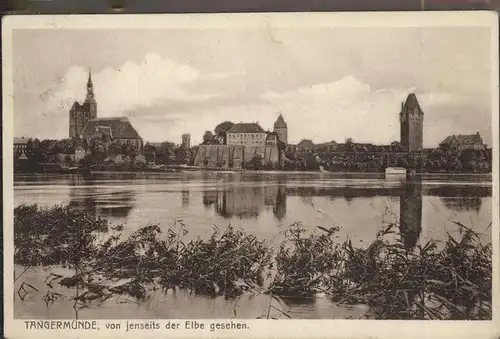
[69,70,97,138]
[273,114,288,145]
[85,70,97,119]
[400,93,424,152]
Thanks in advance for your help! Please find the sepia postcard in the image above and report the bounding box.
[2,11,500,339]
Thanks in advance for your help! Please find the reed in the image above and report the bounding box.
[14,204,492,320]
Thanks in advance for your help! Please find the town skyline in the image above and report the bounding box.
[12,27,493,147]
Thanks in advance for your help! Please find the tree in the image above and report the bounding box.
[90,138,107,164]
[246,155,263,170]
[304,153,319,170]
[390,141,403,152]
[214,121,234,145]
[122,144,139,158]
[202,131,214,145]
[108,142,122,158]
[214,132,226,145]
[157,142,176,164]
[215,121,235,135]
[174,147,188,165]
[134,155,147,169]
[345,138,356,153]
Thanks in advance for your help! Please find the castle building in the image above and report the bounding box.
[226,123,267,147]
[273,114,288,145]
[400,93,424,152]
[69,71,97,138]
[182,134,191,149]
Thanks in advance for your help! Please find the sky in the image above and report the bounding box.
[12,26,493,147]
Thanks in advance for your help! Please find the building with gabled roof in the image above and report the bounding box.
[69,70,143,150]
[439,132,486,151]
[81,117,143,150]
[226,122,267,146]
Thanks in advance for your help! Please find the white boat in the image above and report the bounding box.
[385,167,407,178]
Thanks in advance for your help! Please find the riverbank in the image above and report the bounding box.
[14,167,494,179]
[14,203,492,320]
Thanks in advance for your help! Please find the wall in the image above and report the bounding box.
[194,145,280,169]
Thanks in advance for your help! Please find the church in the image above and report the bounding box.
[69,71,143,150]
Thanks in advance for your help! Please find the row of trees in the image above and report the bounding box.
[14,136,198,172]
[142,143,197,166]
[236,147,492,173]
[15,137,142,164]
[283,148,492,173]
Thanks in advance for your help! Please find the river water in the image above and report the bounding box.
[13,171,492,319]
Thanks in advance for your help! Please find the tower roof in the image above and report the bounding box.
[87,70,92,85]
[85,69,96,103]
[274,114,287,128]
[402,93,423,114]
[227,123,266,133]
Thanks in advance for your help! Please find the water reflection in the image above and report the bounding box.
[182,189,190,207]
[202,190,217,207]
[212,185,287,220]
[431,186,487,213]
[68,176,136,218]
[440,197,482,213]
[14,173,491,238]
[399,178,423,249]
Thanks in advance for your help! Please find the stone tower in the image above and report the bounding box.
[273,114,288,145]
[69,70,97,138]
[182,133,191,149]
[400,93,424,152]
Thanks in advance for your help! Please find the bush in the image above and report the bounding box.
[14,204,108,266]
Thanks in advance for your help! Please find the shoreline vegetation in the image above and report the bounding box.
[14,203,492,320]
[13,137,492,174]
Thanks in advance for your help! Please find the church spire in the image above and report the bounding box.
[85,69,95,103]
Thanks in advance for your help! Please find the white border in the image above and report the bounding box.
[3,11,499,339]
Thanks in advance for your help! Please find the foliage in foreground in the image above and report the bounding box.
[14,204,492,320]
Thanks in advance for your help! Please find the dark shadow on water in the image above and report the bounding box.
[202,190,217,208]
[181,189,190,207]
[399,177,423,249]
[68,176,137,219]
[440,197,482,213]
[211,185,288,220]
